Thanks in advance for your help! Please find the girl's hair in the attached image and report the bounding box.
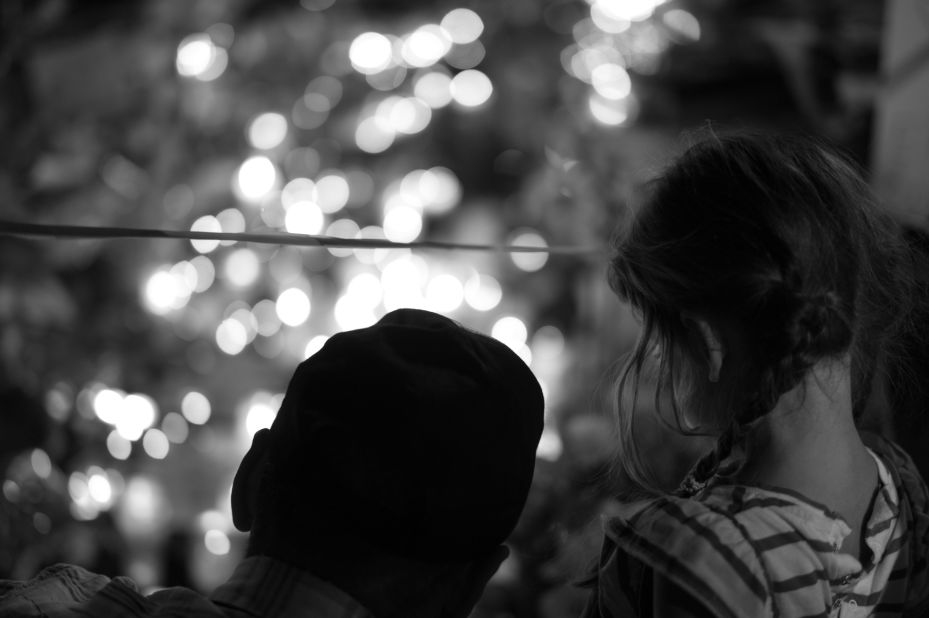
[609,131,915,496]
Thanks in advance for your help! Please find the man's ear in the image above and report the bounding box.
[682,314,725,383]
[232,428,271,532]
[442,545,510,618]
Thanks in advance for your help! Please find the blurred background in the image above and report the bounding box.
[1,0,926,616]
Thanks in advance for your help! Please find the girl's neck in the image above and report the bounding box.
[734,359,875,500]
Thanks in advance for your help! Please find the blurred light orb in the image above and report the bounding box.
[441,8,484,44]
[276,288,311,326]
[326,218,361,257]
[182,391,212,425]
[142,429,170,460]
[380,254,428,303]
[245,402,276,437]
[248,112,288,150]
[216,318,248,355]
[190,215,222,254]
[509,231,549,272]
[236,156,277,202]
[425,274,464,312]
[537,427,564,461]
[304,335,329,359]
[413,71,453,109]
[144,271,184,315]
[282,177,317,208]
[589,92,630,125]
[492,316,529,351]
[116,394,157,442]
[356,116,395,153]
[106,430,132,460]
[592,0,662,22]
[532,325,566,359]
[347,272,384,308]
[401,25,452,68]
[161,412,190,444]
[284,200,324,235]
[464,273,502,311]
[316,173,350,213]
[252,299,282,336]
[94,388,124,425]
[663,9,701,42]
[87,472,113,504]
[230,308,258,343]
[354,226,389,265]
[31,449,52,479]
[591,63,631,100]
[224,248,261,287]
[305,75,343,108]
[205,529,231,556]
[176,34,216,78]
[388,97,432,134]
[197,47,228,82]
[450,70,493,107]
[590,4,632,33]
[383,205,423,243]
[334,295,378,331]
[349,32,393,74]
[190,256,216,292]
[420,167,461,214]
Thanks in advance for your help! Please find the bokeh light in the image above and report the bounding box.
[284,200,325,235]
[190,215,222,254]
[413,71,453,108]
[181,391,211,425]
[304,335,329,358]
[349,32,393,74]
[247,112,289,150]
[401,25,452,67]
[326,218,361,257]
[275,287,311,326]
[383,204,423,242]
[176,34,227,81]
[450,69,493,107]
[509,230,549,272]
[223,248,261,287]
[464,273,502,311]
[245,401,276,437]
[106,430,132,460]
[425,274,464,312]
[441,8,484,44]
[115,394,158,442]
[235,156,278,201]
[216,318,248,355]
[204,529,231,555]
[142,428,170,459]
[356,115,395,153]
[663,9,701,42]
[161,412,190,444]
[492,316,529,352]
[316,172,350,213]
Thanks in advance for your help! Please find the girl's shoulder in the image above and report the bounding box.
[594,435,929,617]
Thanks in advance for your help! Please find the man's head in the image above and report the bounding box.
[231,308,544,617]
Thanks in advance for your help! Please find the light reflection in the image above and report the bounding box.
[413,71,453,108]
[236,156,278,202]
[325,218,360,257]
[245,401,277,437]
[190,215,222,254]
[282,177,317,207]
[161,412,190,444]
[316,172,350,213]
[354,226,390,265]
[355,115,395,153]
[349,32,393,74]
[204,529,231,555]
[589,92,633,125]
[509,231,549,272]
[176,34,227,81]
[464,273,502,311]
[450,70,493,107]
[181,391,212,425]
[248,112,288,150]
[591,63,631,100]
[346,272,383,308]
[252,299,282,336]
[492,316,529,352]
[425,274,465,313]
[142,429,170,459]
[94,389,124,425]
[116,394,157,442]
[216,318,248,355]
[276,287,311,327]
[284,200,325,235]
[441,8,484,44]
[662,9,701,42]
[383,204,423,243]
[190,256,216,292]
[106,430,132,460]
[304,335,329,358]
[224,248,261,287]
[401,25,452,68]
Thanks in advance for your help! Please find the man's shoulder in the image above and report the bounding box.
[0,564,219,618]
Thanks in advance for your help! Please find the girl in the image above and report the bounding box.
[583,133,929,617]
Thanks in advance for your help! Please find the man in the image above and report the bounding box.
[0,308,544,617]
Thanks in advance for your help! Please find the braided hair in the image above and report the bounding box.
[609,131,913,496]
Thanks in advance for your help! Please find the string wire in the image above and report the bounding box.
[0,220,608,256]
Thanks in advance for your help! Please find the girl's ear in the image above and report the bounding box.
[682,314,725,383]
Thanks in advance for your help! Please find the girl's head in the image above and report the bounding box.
[609,131,910,493]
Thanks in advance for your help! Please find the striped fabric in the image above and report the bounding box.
[0,555,374,618]
[583,433,929,617]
